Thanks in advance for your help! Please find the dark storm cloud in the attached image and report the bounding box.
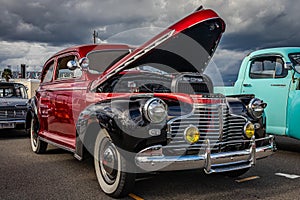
[0,0,198,68]
[1,0,300,71]
[0,0,198,69]
[2,0,299,48]
[203,0,300,50]
[0,0,194,45]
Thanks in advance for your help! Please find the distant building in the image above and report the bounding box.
[1,71,41,80]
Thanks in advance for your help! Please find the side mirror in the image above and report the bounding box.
[67,60,79,71]
[79,57,89,70]
[284,62,293,70]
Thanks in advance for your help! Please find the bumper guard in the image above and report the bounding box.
[135,135,275,173]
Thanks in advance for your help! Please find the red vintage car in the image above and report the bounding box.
[26,7,275,198]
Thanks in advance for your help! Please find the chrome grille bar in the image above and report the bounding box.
[0,108,27,119]
[167,102,247,156]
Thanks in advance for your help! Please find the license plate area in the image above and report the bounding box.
[0,123,15,129]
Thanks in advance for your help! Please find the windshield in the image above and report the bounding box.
[289,53,300,64]
[0,84,27,99]
[289,53,300,73]
[87,50,131,74]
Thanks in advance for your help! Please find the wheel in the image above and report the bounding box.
[223,168,249,178]
[94,129,136,198]
[30,117,47,154]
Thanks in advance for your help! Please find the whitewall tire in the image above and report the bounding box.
[30,117,47,154]
[94,129,135,198]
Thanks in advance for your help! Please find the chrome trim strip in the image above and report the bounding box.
[0,120,25,124]
[204,139,211,173]
[250,136,256,165]
[74,153,83,161]
[39,137,75,153]
[218,105,224,141]
[45,87,87,91]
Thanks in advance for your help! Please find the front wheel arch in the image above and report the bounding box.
[25,111,33,135]
[30,115,47,154]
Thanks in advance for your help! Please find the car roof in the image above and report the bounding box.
[250,47,300,57]
[49,44,134,61]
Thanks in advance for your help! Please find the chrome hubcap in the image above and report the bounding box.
[99,139,118,184]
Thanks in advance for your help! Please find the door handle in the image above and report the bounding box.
[243,83,252,87]
[271,84,286,87]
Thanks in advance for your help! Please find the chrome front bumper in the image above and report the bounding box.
[0,120,25,129]
[135,135,275,173]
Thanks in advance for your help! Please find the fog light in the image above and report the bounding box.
[244,122,255,139]
[184,125,200,144]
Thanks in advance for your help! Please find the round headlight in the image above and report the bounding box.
[248,98,267,119]
[144,98,168,123]
[244,122,255,139]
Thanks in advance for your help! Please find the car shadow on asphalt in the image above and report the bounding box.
[0,129,28,140]
[275,135,300,153]
[44,147,72,155]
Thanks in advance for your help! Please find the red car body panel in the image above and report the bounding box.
[28,8,277,198]
[36,44,134,149]
[35,8,224,150]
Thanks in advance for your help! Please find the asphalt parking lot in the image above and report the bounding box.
[0,129,299,200]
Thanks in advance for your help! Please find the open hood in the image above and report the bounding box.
[91,8,225,89]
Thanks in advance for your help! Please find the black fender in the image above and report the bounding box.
[226,94,266,139]
[25,96,38,131]
[75,96,168,160]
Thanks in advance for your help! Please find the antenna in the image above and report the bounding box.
[194,5,204,12]
[93,30,99,44]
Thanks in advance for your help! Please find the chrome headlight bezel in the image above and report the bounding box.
[143,98,168,124]
[247,98,267,119]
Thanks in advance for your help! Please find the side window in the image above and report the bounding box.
[249,56,287,79]
[41,61,55,83]
[56,55,82,80]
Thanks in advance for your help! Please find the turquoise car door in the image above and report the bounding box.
[241,55,290,135]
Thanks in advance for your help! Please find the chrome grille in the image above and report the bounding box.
[166,103,247,155]
[221,115,247,151]
[0,108,27,119]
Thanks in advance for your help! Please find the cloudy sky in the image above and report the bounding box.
[1,0,300,82]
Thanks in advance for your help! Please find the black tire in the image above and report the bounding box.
[30,117,47,154]
[223,168,249,178]
[94,129,136,198]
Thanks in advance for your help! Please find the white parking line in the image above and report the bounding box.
[275,173,300,179]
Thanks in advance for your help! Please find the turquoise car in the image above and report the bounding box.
[215,47,300,140]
